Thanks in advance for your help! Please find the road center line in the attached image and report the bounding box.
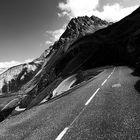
[55,107,86,140]
[55,127,69,140]
[101,79,108,86]
[55,68,115,140]
[85,88,100,106]
[102,67,115,86]
[107,74,111,79]
[56,86,101,139]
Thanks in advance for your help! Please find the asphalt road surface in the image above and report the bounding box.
[0,66,140,140]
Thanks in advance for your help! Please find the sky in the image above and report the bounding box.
[0,0,139,69]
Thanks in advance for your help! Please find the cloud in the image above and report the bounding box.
[0,61,21,69]
[45,41,53,45]
[46,28,65,42]
[58,0,139,21]
[24,59,34,63]
[58,0,99,18]
[93,4,139,21]
[45,24,67,43]
[0,59,34,70]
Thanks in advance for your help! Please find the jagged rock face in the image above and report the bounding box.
[39,46,54,59]
[0,60,43,95]
[62,16,109,38]
[57,16,109,52]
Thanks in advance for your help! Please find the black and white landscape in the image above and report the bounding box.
[0,0,140,139]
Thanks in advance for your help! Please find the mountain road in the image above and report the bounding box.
[0,67,140,140]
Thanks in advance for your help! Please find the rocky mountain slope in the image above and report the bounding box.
[0,60,43,95]
[0,44,55,96]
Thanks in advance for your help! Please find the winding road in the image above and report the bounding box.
[0,67,140,140]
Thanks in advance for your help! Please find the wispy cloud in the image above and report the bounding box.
[45,24,67,43]
[93,4,139,21]
[45,41,53,45]
[0,59,34,70]
[24,58,34,63]
[58,0,139,21]
[46,28,65,41]
[0,61,21,69]
[58,0,99,18]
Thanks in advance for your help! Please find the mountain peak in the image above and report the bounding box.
[59,15,110,47]
[66,15,109,31]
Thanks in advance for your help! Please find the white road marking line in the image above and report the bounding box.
[70,107,85,126]
[112,67,115,73]
[55,67,116,140]
[55,127,69,140]
[56,86,101,140]
[56,107,88,140]
[107,74,111,79]
[101,79,108,86]
[85,88,100,106]
[102,67,115,86]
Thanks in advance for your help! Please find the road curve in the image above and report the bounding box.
[0,67,140,140]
